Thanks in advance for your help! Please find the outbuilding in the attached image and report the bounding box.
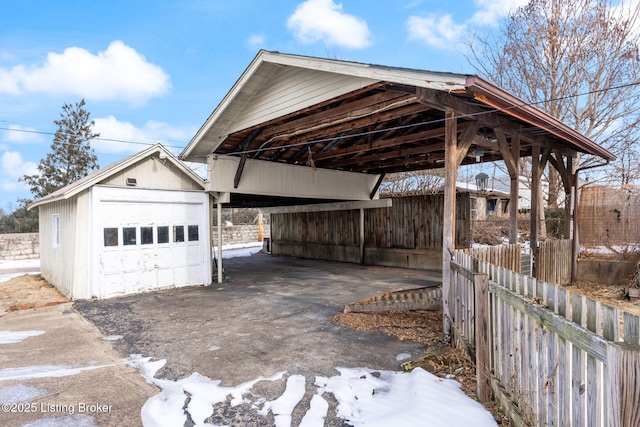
[29,144,212,299]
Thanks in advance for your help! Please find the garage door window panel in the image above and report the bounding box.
[158,226,169,244]
[174,226,185,243]
[141,226,154,245]
[103,228,119,246]
[123,227,137,245]
[188,225,199,241]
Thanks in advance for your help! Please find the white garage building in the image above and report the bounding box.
[30,144,212,299]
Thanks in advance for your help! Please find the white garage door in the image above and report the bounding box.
[90,186,211,298]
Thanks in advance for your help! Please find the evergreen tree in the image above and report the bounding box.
[21,99,100,199]
[0,199,39,233]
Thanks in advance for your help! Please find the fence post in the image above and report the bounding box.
[606,342,640,427]
[474,272,491,401]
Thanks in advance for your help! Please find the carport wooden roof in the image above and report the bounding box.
[182,50,614,177]
[184,51,615,331]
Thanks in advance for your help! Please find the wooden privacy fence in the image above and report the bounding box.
[461,244,521,273]
[450,251,640,427]
[536,239,572,285]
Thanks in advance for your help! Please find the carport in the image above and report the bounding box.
[180,50,615,338]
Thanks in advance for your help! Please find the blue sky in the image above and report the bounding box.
[0,0,527,211]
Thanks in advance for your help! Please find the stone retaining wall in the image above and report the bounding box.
[216,225,271,246]
[0,233,39,260]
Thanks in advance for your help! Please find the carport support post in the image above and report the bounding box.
[359,208,365,264]
[442,110,457,341]
[217,201,223,283]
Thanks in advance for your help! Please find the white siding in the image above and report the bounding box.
[39,198,78,298]
[207,155,379,201]
[100,156,203,191]
[228,66,377,134]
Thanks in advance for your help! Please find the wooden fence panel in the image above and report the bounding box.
[536,239,572,285]
[451,250,640,426]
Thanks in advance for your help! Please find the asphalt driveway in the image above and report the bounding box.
[74,253,442,425]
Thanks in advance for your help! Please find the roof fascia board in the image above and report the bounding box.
[261,51,468,92]
[466,76,616,161]
[182,51,271,159]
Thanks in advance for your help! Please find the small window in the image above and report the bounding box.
[188,225,199,241]
[123,227,137,245]
[52,214,60,249]
[141,227,154,245]
[173,226,185,242]
[103,228,118,246]
[157,226,169,244]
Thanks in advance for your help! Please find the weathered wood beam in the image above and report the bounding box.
[258,198,392,214]
[261,92,416,139]
[370,173,386,199]
[418,87,521,130]
[310,122,471,162]
[234,127,264,188]
[495,128,518,177]
[510,134,520,244]
[548,153,574,194]
[455,120,480,166]
[320,144,443,170]
[442,110,457,341]
[264,103,433,159]
[530,145,551,264]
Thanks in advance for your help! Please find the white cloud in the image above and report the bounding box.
[287,0,372,49]
[407,0,528,48]
[0,41,170,105]
[0,151,37,191]
[247,34,266,49]
[92,116,193,155]
[1,125,46,144]
[470,0,529,26]
[407,14,466,48]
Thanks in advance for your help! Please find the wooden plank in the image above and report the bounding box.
[624,312,640,345]
[603,305,620,342]
[260,198,392,214]
[606,342,640,427]
[475,273,491,401]
[586,298,600,426]
[556,287,569,425]
[572,294,585,426]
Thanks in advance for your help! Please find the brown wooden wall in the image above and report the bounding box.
[271,193,471,250]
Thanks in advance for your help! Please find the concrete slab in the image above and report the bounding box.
[0,303,157,427]
[74,253,442,425]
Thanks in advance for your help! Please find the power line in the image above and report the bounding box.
[2,78,640,158]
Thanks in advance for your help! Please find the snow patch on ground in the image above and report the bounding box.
[0,330,44,344]
[126,355,497,427]
[19,414,98,427]
[317,367,497,427]
[0,259,40,270]
[0,384,47,404]
[0,363,116,382]
[102,335,123,341]
[395,353,411,361]
[214,241,264,259]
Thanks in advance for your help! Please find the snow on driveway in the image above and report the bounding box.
[127,355,498,427]
[0,243,499,426]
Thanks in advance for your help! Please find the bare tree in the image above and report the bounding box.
[468,0,640,206]
[379,169,444,197]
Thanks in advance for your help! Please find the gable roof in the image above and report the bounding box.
[181,50,615,174]
[29,144,205,210]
